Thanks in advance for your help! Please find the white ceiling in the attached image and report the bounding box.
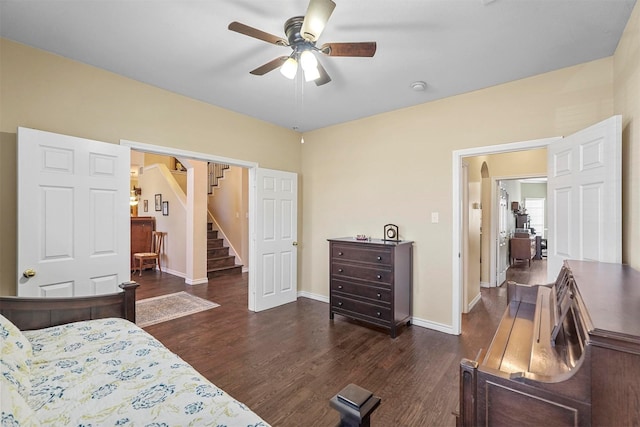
[0,0,636,132]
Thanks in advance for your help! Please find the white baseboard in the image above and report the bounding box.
[185,277,209,285]
[296,291,456,335]
[297,291,329,304]
[480,281,491,288]
[467,292,482,311]
[410,316,456,335]
[153,268,207,285]
[158,267,184,279]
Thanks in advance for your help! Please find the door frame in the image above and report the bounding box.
[451,136,559,335]
[120,140,261,310]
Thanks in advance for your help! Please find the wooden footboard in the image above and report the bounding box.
[0,282,139,330]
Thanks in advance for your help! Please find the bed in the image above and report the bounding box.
[0,283,270,426]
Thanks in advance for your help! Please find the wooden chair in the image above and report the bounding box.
[133,231,165,276]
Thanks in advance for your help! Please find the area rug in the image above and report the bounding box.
[136,291,220,328]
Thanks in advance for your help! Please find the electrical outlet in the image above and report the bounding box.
[431,212,439,223]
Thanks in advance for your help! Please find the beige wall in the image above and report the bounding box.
[614,1,640,269]
[301,59,613,328]
[2,0,639,332]
[0,38,301,295]
[137,164,187,276]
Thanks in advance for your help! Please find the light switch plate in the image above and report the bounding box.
[431,212,439,223]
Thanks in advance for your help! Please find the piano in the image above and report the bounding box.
[457,260,640,427]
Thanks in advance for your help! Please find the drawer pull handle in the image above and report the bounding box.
[376,274,382,279]
[338,285,343,289]
[338,302,343,307]
[338,252,343,256]
[376,311,381,317]
[377,256,382,261]
[377,293,381,299]
[338,268,344,273]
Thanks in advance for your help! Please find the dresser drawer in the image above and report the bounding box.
[331,244,392,266]
[331,262,392,284]
[331,295,391,323]
[331,279,391,304]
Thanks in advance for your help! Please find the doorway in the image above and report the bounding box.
[451,136,559,335]
[454,115,622,335]
[121,139,299,312]
[131,152,249,281]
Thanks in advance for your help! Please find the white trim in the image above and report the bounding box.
[297,291,329,303]
[138,267,208,285]
[480,281,491,288]
[185,277,209,285]
[451,136,560,335]
[467,292,482,312]
[120,140,258,169]
[248,167,256,311]
[411,316,455,335]
[120,139,259,310]
[295,291,455,334]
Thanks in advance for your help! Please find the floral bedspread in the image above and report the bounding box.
[22,318,269,426]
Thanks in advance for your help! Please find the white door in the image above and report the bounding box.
[18,127,131,297]
[496,185,509,285]
[254,168,298,311]
[547,116,621,281]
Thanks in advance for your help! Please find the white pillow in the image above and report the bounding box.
[1,314,33,399]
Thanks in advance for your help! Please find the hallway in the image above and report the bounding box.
[505,258,547,286]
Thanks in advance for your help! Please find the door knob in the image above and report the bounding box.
[23,269,36,278]
[292,241,298,246]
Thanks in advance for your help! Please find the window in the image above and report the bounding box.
[524,198,545,238]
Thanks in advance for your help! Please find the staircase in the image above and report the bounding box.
[207,223,242,278]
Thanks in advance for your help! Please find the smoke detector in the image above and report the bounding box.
[410,81,427,91]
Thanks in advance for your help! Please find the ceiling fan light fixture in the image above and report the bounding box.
[304,66,321,82]
[280,57,298,79]
[300,50,318,71]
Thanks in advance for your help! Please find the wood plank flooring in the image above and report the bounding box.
[133,263,543,426]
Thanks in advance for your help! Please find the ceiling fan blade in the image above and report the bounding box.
[249,57,289,76]
[228,21,288,46]
[321,42,377,57]
[301,0,336,42]
[315,60,331,86]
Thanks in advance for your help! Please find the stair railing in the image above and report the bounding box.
[208,162,230,194]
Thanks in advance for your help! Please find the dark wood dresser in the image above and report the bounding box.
[130,217,155,269]
[328,237,413,338]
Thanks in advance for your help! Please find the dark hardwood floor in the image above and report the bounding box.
[132,262,543,426]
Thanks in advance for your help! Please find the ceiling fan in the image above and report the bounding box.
[228,0,377,86]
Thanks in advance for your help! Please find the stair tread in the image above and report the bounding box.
[207,265,242,272]
[207,264,242,277]
[207,255,235,260]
